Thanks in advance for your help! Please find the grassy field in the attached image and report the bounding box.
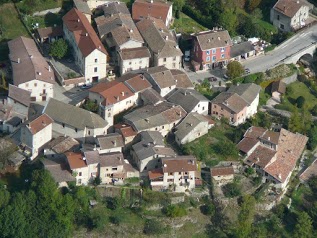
[16,0,63,14]
[172,12,208,34]
[0,3,29,61]
[276,81,317,112]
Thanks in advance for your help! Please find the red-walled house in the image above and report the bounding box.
[191,30,232,71]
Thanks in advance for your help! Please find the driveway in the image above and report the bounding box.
[54,83,88,105]
[187,68,227,87]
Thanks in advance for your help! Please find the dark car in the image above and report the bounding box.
[208,77,217,82]
[80,83,93,89]
[245,68,251,74]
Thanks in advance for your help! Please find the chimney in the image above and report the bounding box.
[77,19,80,22]
[48,66,51,72]
[278,174,282,180]
[17,58,20,63]
[218,37,221,40]
[145,118,149,123]
[207,39,211,43]
[150,0,153,3]
[98,45,101,49]
[129,29,133,33]
[113,140,117,146]
[165,35,168,40]
[30,55,33,58]
[38,72,42,76]
[85,33,88,36]
[117,96,120,102]
[121,91,125,96]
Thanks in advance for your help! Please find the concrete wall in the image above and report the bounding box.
[85,49,107,82]
[119,56,150,76]
[156,55,182,70]
[73,166,90,185]
[246,94,259,118]
[191,100,209,115]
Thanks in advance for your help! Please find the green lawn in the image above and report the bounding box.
[276,81,317,112]
[24,13,63,30]
[16,0,63,14]
[0,3,29,61]
[172,12,208,34]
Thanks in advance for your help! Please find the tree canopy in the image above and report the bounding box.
[49,39,68,59]
[227,61,245,79]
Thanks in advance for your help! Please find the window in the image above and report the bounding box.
[75,128,78,132]
[173,57,176,61]
[221,54,225,59]
[94,67,98,72]
[212,48,216,54]
[139,60,142,64]
[173,63,176,68]
[221,107,223,111]
[62,123,65,128]
[34,83,37,87]
[221,47,225,52]
[206,50,210,55]
[112,167,118,171]
[144,166,147,170]
[206,56,210,61]
[280,23,284,30]
[129,61,132,65]
[277,14,280,20]
[95,58,98,63]
[88,130,91,135]
[77,179,82,184]
[43,84,46,87]
[25,83,29,87]
[155,127,158,131]
[198,104,200,107]
[163,58,167,62]
[202,107,205,110]
[79,172,82,176]
[212,56,216,62]
[162,125,164,129]
[169,172,173,176]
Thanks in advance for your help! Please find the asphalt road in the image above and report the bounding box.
[242,24,317,73]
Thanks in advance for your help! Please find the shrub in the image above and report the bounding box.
[49,39,68,59]
[223,182,241,198]
[227,61,244,79]
[93,177,101,186]
[163,204,187,218]
[200,203,215,216]
[245,167,255,176]
[143,219,166,235]
[296,96,305,108]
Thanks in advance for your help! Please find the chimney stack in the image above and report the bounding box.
[48,66,51,72]
[165,35,168,40]
[121,91,125,96]
[77,19,80,22]
[17,58,20,63]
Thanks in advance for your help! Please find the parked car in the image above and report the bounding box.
[208,77,217,82]
[184,50,191,62]
[80,83,93,89]
[223,74,229,80]
[245,68,251,74]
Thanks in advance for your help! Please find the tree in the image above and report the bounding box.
[89,206,108,231]
[310,104,317,116]
[246,0,262,12]
[172,0,185,18]
[227,61,244,79]
[293,212,313,238]
[296,96,305,108]
[49,39,68,59]
[234,195,256,238]
[163,204,187,218]
[288,107,301,133]
[219,9,238,35]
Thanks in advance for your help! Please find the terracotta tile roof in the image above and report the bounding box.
[63,8,108,57]
[162,156,197,173]
[148,168,164,179]
[273,0,309,18]
[36,26,63,39]
[8,84,31,107]
[66,152,87,169]
[193,30,232,51]
[114,123,137,138]
[27,114,53,135]
[89,81,135,106]
[260,130,280,145]
[244,126,267,139]
[212,92,248,113]
[210,166,234,177]
[120,74,152,93]
[271,80,286,94]
[264,129,308,183]
[8,36,55,86]
[170,69,194,89]
[245,145,277,168]
[300,159,317,182]
[136,17,183,58]
[132,0,172,24]
[119,47,151,60]
[237,137,259,154]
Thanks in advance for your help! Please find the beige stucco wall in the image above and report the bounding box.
[119,56,150,76]
[100,164,124,184]
[156,56,182,70]
[73,166,89,185]
[19,79,54,102]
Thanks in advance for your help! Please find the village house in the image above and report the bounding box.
[96,133,124,154]
[270,0,313,32]
[174,112,214,145]
[136,17,183,69]
[210,166,235,185]
[132,0,173,27]
[148,156,200,192]
[230,41,255,61]
[0,99,25,134]
[167,88,210,115]
[211,83,261,125]
[131,131,176,173]
[118,47,151,75]
[95,2,144,56]
[73,0,92,23]
[114,123,138,145]
[63,8,108,83]
[88,81,137,125]
[191,30,232,71]
[124,101,187,136]
[42,157,76,187]
[20,114,53,160]
[227,83,261,118]
[170,69,194,89]
[300,159,317,183]
[144,66,177,97]
[43,98,109,142]
[66,152,90,185]
[8,36,55,102]
[44,136,80,159]
[239,126,308,190]
[35,26,63,44]
[140,88,166,106]
[271,80,286,100]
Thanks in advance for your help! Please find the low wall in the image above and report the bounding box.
[282,72,298,84]
[33,7,61,16]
